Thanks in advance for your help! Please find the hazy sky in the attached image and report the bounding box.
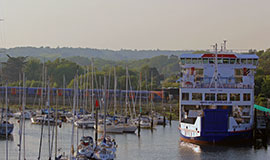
[0,0,269,50]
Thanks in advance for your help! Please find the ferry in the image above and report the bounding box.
[178,42,258,144]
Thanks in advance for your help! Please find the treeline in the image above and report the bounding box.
[0,55,169,90]
[0,47,192,61]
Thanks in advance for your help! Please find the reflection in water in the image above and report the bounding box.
[179,141,201,153]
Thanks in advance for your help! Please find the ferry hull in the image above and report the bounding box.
[179,129,253,145]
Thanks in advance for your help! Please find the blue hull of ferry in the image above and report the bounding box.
[179,130,252,144]
[179,109,253,144]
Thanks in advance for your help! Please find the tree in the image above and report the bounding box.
[1,55,27,82]
[24,58,43,81]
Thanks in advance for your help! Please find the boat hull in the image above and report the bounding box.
[96,125,124,134]
[179,129,252,145]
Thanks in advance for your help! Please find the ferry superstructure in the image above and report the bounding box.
[178,44,258,144]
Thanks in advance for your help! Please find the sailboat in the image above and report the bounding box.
[73,136,95,159]
[119,66,137,133]
[93,76,117,160]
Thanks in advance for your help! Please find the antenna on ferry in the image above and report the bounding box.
[209,43,219,88]
[223,40,227,51]
[221,43,224,52]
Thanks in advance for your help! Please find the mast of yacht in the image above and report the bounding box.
[128,72,136,119]
[91,59,94,119]
[22,73,26,160]
[125,66,128,117]
[103,76,107,138]
[76,74,79,148]
[37,66,46,160]
[5,81,8,160]
[70,76,77,159]
[47,79,52,160]
[18,74,23,160]
[150,72,153,116]
[108,68,111,113]
[150,71,154,129]
[86,66,89,115]
[63,75,66,107]
[114,66,117,115]
[145,72,149,114]
[54,85,59,159]
[82,69,86,136]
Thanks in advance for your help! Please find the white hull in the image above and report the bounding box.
[96,125,124,134]
[75,119,95,128]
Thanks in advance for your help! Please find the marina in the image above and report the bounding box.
[0,1,270,159]
[0,120,269,160]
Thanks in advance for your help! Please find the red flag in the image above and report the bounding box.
[95,100,99,108]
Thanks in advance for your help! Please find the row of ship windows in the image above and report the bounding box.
[182,93,251,101]
[180,58,258,65]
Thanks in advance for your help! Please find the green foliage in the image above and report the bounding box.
[1,55,27,82]
[24,58,42,81]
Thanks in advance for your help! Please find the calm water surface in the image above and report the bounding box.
[0,120,269,160]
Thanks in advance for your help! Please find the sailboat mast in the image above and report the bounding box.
[70,76,77,159]
[47,79,51,160]
[103,76,107,138]
[114,67,117,115]
[150,72,153,114]
[55,88,59,159]
[139,73,142,114]
[63,75,65,107]
[22,73,26,160]
[5,81,8,160]
[125,66,128,117]
[91,60,94,118]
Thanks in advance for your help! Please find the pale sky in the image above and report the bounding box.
[0,0,269,50]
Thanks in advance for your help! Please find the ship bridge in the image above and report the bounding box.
[179,52,258,89]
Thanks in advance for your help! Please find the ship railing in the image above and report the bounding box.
[180,82,253,89]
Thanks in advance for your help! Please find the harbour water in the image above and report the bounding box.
[0,120,269,160]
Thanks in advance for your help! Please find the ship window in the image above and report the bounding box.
[223,58,229,64]
[218,58,223,64]
[230,93,240,101]
[180,58,185,65]
[235,77,243,83]
[247,59,252,64]
[182,93,189,101]
[198,58,202,64]
[241,59,247,64]
[236,59,240,64]
[230,59,236,64]
[209,58,214,64]
[186,58,191,64]
[203,58,208,64]
[192,93,202,101]
[205,93,215,101]
[217,93,227,101]
[253,59,258,65]
[235,69,243,76]
[192,58,198,64]
[243,93,251,101]
[195,68,203,76]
